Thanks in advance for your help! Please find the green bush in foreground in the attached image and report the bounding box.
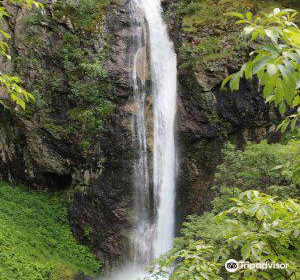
[0,182,100,280]
[146,191,300,280]
[146,139,300,280]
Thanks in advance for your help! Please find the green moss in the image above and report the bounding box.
[73,183,88,196]
[80,57,108,79]
[180,36,230,68]
[0,182,101,280]
[53,28,115,152]
[15,7,115,151]
[43,118,66,135]
[45,70,64,91]
[53,0,115,31]
[58,31,110,103]
[20,10,46,26]
[80,139,92,152]
[190,140,208,162]
[66,99,114,155]
[179,0,297,32]
[68,100,114,130]
[83,225,93,242]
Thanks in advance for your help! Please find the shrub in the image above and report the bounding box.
[213,140,299,202]
[146,191,300,280]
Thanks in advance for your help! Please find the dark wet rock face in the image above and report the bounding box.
[67,0,138,269]
[0,0,281,270]
[176,79,274,220]
[161,0,280,222]
[0,111,27,185]
[69,110,136,269]
[75,271,97,280]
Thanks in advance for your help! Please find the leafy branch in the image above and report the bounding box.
[0,0,43,109]
[222,8,300,132]
[144,190,300,280]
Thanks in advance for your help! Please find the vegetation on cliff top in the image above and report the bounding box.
[53,0,117,31]
[0,182,100,280]
[175,0,299,69]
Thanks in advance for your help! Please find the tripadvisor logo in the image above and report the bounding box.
[225,259,239,273]
[225,259,289,273]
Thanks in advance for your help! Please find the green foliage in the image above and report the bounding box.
[0,74,34,109]
[223,8,300,131]
[146,191,300,280]
[146,242,222,280]
[146,138,300,280]
[58,32,109,104]
[211,186,242,213]
[0,0,43,109]
[20,10,45,26]
[55,30,114,152]
[176,213,225,249]
[53,0,114,31]
[68,99,114,153]
[45,70,64,91]
[8,0,44,9]
[80,57,108,79]
[213,140,300,206]
[176,0,251,68]
[0,182,101,280]
[174,0,292,69]
[179,38,234,69]
[178,0,259,33]
[219,190,300,279]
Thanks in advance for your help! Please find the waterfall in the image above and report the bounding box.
[142,0,177,258]
[131,0,154,265]
[102,0,177,278]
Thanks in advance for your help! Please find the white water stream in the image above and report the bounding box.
[102,0,177,278]
[144,0,177,258]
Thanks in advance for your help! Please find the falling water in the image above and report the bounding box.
[131,0,154,265]
[141,0,177,258]
[102,0,177,278]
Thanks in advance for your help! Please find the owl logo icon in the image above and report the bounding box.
[225,259,239,273]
